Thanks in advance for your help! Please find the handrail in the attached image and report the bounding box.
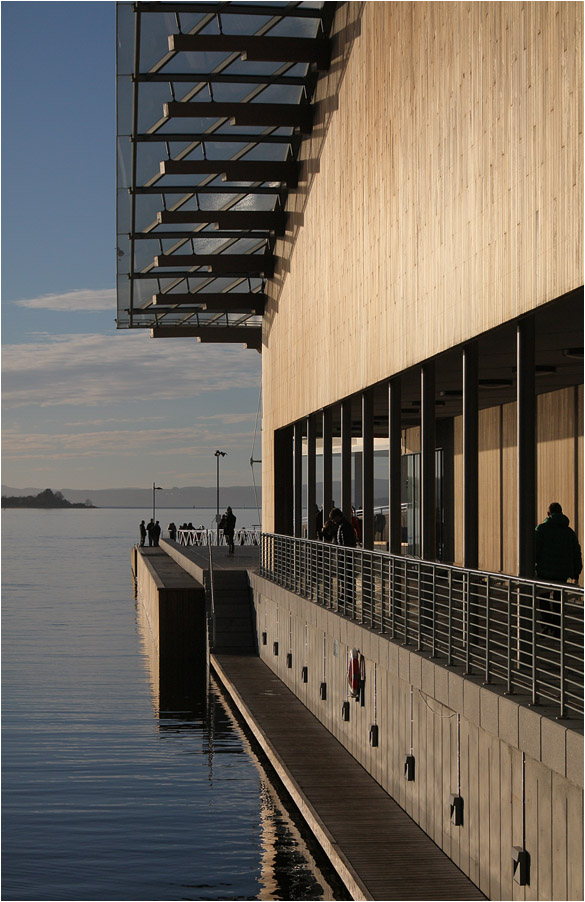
[178,527,261,547]
[260,533,584,719]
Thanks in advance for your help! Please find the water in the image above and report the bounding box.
[2,508,347,901]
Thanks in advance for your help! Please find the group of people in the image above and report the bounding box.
[138,508,237,553]
[139,518,161,547]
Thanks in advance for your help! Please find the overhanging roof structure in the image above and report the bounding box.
[116,1,335,349]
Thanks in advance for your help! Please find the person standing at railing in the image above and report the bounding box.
[535,502,583,636]
[139,520,146,547]
[330,508,357,615]
[221,506,236,555]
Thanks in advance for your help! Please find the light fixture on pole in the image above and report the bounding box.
[152,482,163,521]
[214,450,227,543]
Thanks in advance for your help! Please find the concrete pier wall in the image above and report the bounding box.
[250,573,584,902]
[134,548,206,664]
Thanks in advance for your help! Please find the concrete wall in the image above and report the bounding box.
[135,550,206,663]
[250,572,584,901]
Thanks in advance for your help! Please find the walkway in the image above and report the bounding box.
[211,653,485,902]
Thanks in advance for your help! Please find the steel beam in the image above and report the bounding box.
[157,210,286,232]
[168,34,330,70]
[152,292,265,314]
[150,325,261,349]
[161,159,298,186]
[153,253,274,276]
[163,101,313,133]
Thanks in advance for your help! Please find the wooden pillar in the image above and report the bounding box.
[341,398,352,520]
[362,389,374,549]
[517,317,536,577]
[307,413,317,539]
[294,421,303,538]
[274,426,293,536]
[389,377,402,555]
[463,342,479,569]
[421,363,436,560]
[322,407,333,521]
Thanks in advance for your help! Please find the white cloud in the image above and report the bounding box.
[2,331,261,408]
[13,288,116,311]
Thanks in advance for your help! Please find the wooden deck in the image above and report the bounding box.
[211,653,485,902]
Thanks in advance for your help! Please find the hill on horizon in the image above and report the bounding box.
[1,483,262,509]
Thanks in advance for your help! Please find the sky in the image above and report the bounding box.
[1,1,263,492]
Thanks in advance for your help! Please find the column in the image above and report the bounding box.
[341,398,352,520]
[517,317,536,577]
[307,413,317,539]
[421,362,436,560]
[388,377,402,555]
[463,342,479,569]
[294,421,303,538]
[362,389,374,549]
[322,407,333,521]
[274,426,293,535]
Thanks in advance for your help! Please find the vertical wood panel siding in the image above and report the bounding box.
[262,2,583,532]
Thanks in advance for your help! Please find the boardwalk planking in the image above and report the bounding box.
[212,652,485,901]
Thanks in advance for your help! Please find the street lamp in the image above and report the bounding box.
[152,482,163,521]
[215,450,227,543]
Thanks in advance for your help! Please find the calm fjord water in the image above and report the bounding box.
[2,508,342,901]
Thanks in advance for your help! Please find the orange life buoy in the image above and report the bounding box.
[348,648,361,698]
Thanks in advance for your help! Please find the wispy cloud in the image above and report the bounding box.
[13,288,116,311]
[2,424,255,461]
[2,331,261,408]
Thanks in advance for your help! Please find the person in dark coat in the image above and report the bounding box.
[147,518,155,546]
[330,508,357,548]
[329,508,357,613]
[167,522,177,542]
[139,520,147,546]
[222,506,236,554]
[535,502,582,634]
[152,521,161,546]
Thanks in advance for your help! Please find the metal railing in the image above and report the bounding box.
[178,527,261,547]
[260,533,584,719]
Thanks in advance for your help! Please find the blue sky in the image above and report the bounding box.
[2,1,262,491]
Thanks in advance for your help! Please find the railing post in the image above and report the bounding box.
[447,568,453,666]
[404,562,410,646]
[417,563,422,651]
[484,575,491,684]
[506,581,512,694]
[559,588,566,718]
[531,583,538,706]
[464,571,471,674]
[431,565,437,658]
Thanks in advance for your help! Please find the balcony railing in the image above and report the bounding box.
[178,527,261,547]
[260,533,584,719]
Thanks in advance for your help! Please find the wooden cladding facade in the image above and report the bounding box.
[262,3,583,550]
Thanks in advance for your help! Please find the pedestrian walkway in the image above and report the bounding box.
[211,653,485,902]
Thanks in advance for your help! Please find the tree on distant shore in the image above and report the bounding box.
[1,489,96,509]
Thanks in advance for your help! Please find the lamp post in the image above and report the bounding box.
[152,482,162,521]
[215,450,227,544]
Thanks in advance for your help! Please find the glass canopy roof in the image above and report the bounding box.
[116,1,333,350]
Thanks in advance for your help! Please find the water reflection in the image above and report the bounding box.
[136,585,348,901]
